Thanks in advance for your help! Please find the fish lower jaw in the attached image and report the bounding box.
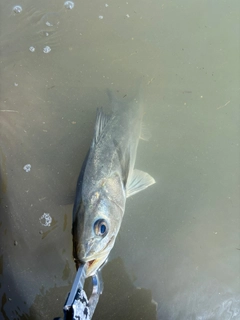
[74,257,93,266]
[74,257,98,273]
[78,256,107,277]
[86,259,95,269]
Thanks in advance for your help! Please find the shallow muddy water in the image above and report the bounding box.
[0,1,239,319]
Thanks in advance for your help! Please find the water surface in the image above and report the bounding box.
[0,0,239,319]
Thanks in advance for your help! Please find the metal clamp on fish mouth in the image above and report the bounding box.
[62,263,103,320]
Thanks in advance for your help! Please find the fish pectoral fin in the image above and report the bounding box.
[113,139,131,187]
[126,169,156,197]
[93,107,110,145]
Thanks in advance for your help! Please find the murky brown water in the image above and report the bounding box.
[1,0,239,319]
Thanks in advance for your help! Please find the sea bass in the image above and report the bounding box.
[72,91,155,277]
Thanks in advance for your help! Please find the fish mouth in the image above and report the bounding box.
[75,257,106,277]
[74,236,115,276]
[86,259,97,270]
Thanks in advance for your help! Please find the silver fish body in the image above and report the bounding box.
[72,92,155,277]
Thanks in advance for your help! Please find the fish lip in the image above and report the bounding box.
[74,257,100,277]
[75,254,107,275]
[74,257,96,268]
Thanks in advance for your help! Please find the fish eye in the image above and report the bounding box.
[94,219,108,236]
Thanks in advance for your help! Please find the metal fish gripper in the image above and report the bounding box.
[60,263,103,320]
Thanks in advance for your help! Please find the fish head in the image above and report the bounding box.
[72,177,125,277]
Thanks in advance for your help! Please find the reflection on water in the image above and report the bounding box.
[15,258,157,320]
[93,258,157,320]
[0,0,239,319]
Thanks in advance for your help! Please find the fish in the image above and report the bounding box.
[72,90,155,277]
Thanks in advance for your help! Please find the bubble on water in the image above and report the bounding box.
[43,46,51,53]
[39,213,52,227]
[46,21,53,27]
[41,12,60,28]
[29,46,35,53]
[13,5,22,14]
[45,32,49,37]
[99,15,103,19]
[64,1,74,9]
[105,4,109,7]
[23,164,31,172]
[126,14,130,18]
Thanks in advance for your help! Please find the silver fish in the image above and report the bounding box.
[72,91,155,277]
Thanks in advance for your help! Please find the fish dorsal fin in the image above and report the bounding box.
[126,169,156,197]
[72,150,90,222]
[140,123,151,141]
[106,89,120,112]
[93,107,109,145]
